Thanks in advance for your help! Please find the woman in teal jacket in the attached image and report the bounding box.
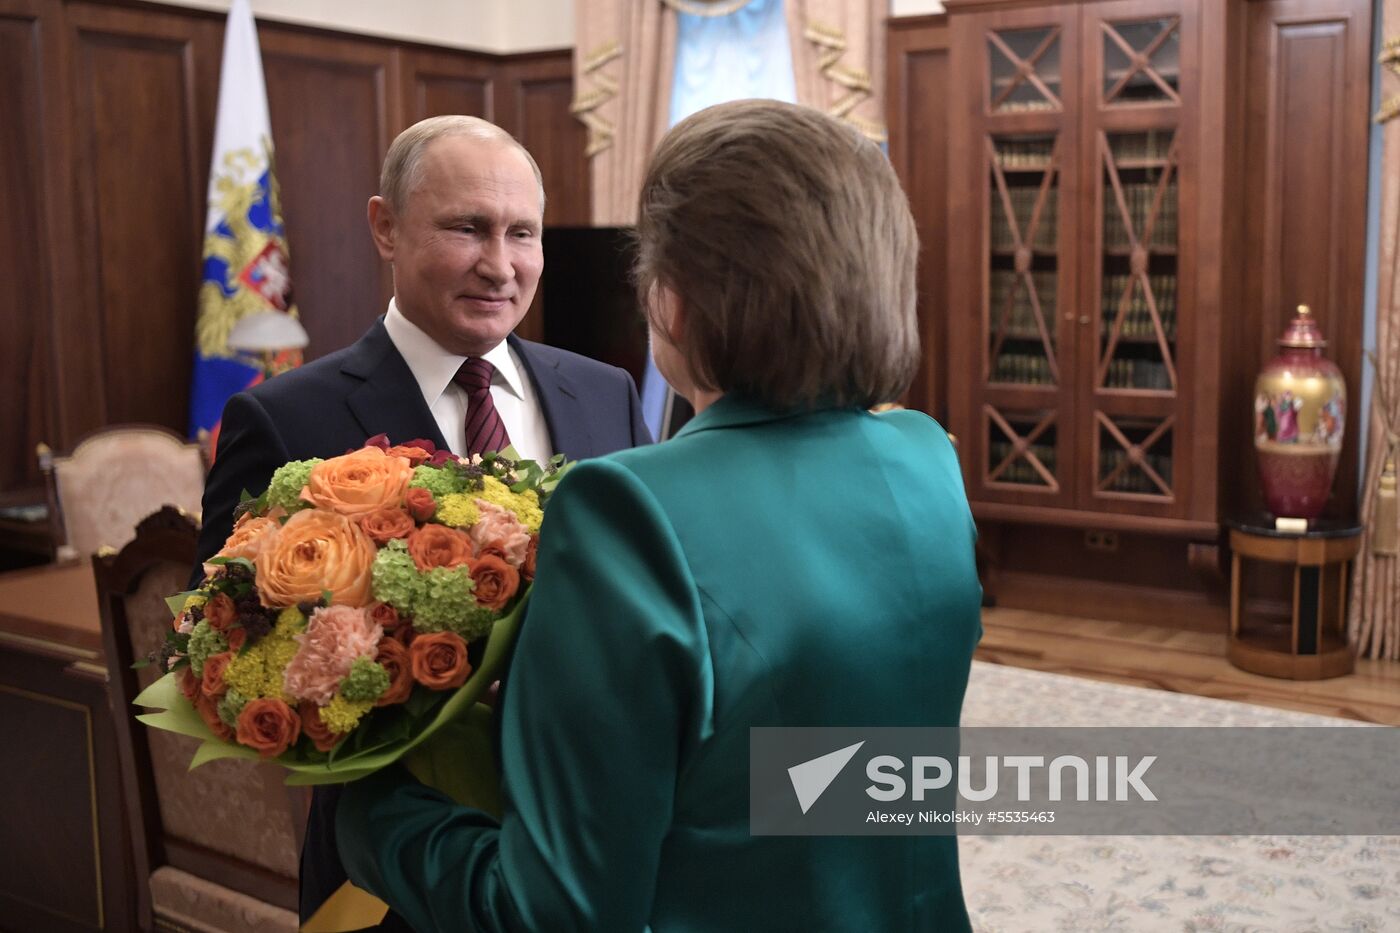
[338,99,982,932]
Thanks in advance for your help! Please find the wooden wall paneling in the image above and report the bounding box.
[496,50,587,343]
[0,635,133,932]
[401,45,497,125]
[65,2,219,436]
[1241,0,1372,518]
[259,26,400,359]
[497,51,590,228]
[887,15,950,421]
[0,0,55,493]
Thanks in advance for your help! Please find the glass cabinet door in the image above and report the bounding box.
[960,8,1081,510]
[1079,1,1195,516]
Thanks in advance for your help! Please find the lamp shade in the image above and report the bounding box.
[226,310,309,352]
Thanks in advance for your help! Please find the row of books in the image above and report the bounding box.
[1103,183,1177,248]
[1102,358,1172,390]
[994,138,1057,169]
[990,271,1056,330]
[989,442,1055,485]
[1099,449,1173,494]
[1108,133,1175,163]
[991,353,1055,385]
[1101,274,1177,338]
[990,188,1058,250]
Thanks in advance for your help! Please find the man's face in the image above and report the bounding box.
[371,135,543,357]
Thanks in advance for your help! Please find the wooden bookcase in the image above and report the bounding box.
[922,0,1372,625]
[948,0,1220,536]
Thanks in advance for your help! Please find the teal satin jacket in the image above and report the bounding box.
[338,395,982,932]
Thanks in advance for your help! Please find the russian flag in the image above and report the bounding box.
[189,0,298,450]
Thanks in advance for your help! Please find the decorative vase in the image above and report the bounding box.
[1253,305,1346,520]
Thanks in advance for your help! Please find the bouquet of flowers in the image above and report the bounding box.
[134,435,568,793]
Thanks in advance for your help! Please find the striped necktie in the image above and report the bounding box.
[453,357,512,457]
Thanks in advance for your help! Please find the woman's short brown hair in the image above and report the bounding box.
[635,99,920,410]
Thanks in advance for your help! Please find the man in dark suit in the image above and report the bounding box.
[195,115,650,931]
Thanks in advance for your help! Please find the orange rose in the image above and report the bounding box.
[375,638,415,705]
[298,702,346,753]
[204,593,237,633]
[226,626,247,653]
[201,652,233,700]
[195,690,234,741]
[387,445,433,466]
[368,601,400,630]
[409,632,472,690]
[406,525,474,572]
[217,514,281,563]
[255,509,376,608]
[235,698,301,758]
[303,447,414,517]
[523,535,538,582]
[475,540,510,565]
[178,665,201,701]
[470,554,519,612]
[405,487,437,523]
[359,507,416,545]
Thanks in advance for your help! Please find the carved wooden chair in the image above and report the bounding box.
[39,425,207,562]
[95,507,304,932]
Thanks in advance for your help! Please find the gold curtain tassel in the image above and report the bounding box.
[1373,454,1398,556]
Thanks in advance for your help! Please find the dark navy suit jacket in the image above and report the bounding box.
[195,318,650,929]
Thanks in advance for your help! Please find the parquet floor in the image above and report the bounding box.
[977,607,1400,725]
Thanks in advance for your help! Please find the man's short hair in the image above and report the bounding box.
[380,115,545,213]
[634,99,920,411]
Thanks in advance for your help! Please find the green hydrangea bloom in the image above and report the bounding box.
[412,566,494,639]
[372,540,424,609]
[187,620,229,678]
[264,459,322,513]
[475,476,544,533]
[409,464,468,498]
[224,624,300,701]
[435,493,480,529]
[217,688,248,728]
[321,694,373,734]
[339,658,390,703]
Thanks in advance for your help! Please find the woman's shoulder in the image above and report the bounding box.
[869,407,958,454]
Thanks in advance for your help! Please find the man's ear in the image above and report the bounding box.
[367,196,395,261]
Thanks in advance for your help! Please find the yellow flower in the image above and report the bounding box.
[436,493,481,529]
[320,694,374,733]
[475,477,543,533]
[224,622,302,702]
[182,593,208,613]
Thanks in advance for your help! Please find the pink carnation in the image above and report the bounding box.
[469,500,531,568]
[282,605,383,705]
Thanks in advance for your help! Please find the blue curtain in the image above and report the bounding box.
[640,0,797,439]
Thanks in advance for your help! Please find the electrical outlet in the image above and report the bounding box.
[1084,530,1119,552]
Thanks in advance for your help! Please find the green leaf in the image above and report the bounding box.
[165,591,199,618]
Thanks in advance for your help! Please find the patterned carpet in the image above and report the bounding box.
[958,662,1400,932]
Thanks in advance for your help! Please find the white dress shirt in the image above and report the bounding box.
[382,299,553,462]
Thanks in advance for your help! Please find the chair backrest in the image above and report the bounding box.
[41,425,206,560]
[95,508,303,924]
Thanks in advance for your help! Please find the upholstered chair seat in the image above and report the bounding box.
[40,426,206,560]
